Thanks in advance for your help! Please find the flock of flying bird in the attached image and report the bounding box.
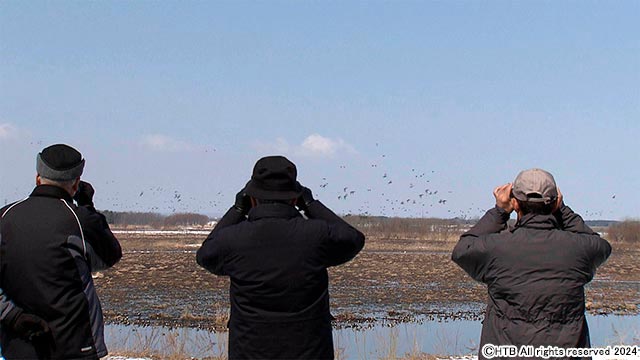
[77,145,482,218]
[1,141,618,220]
[317,165,458,217]
[90,151,467,218]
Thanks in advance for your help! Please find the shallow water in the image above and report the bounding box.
[101,315,639,358]
[335,315,640,358]
[1,315,636,358]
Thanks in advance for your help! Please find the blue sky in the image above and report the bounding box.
[1,1,638,219]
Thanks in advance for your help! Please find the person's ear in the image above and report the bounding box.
[71,178,81,195]
[36,174,42,186]
[511,198,520,212]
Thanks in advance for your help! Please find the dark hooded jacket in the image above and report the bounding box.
[196,201,365,360]
[452,205,611,359]
[0,185,122,359]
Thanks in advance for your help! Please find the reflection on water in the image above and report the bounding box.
[334,318,482,358]
[101,315,639,358]
[105,324,228,358]
[588,315,640,346]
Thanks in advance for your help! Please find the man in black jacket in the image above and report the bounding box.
[197,155,365,360]
[0,144,122,359]
[452,168,611,359]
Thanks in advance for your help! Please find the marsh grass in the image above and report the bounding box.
[607,321,640,346]
[108,317,638,360]
[108,326,226,359]
[375,327,399,360]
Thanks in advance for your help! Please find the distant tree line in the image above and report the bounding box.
[163,213,210,227]
[344,215,470,241]
[100,210,636,242]
[607,220,640,243]
[585,220,618,227]
[102,210,211,227]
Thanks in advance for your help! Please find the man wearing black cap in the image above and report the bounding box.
[452,169,611,359]
[0,144,122,359]
[197,155,365,360]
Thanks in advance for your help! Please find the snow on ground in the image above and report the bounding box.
[112,229,211,235]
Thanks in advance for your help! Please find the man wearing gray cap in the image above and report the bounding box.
[0,144,122,359]
[452,168,611,359]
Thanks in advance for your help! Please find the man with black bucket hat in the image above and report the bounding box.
[197,155,365,360]
[452,168,611,359]
[0,144,122,359]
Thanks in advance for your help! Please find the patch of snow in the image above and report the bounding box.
[112,230,210,235]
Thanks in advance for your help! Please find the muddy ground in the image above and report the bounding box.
[95,230,640,331]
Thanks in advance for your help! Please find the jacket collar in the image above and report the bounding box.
[513,212,559,231]
[248,203,301,221]
[30,184,74,202]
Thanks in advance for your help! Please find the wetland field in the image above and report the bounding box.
[95,226,640,358]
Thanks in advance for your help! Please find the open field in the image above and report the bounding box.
[96,227,640,332]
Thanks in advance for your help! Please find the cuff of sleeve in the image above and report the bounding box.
[306,200,341,222]
[555,203,569,214]
[2,305,22,327]
[232,205,245,214]
[492,206,511,222]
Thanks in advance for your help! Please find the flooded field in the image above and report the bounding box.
[93,229,639,357]
[104,315,639,358]
[98,229,639,327]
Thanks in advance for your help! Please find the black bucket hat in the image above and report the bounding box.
[36,144,85,181]
[245,156,303,200]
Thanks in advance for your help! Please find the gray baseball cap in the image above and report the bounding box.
[512,168,558,204]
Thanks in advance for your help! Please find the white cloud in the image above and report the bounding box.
[300,134,347,156]
[254,134,356,158]
[0,123,18,139]
[139,134,195,152]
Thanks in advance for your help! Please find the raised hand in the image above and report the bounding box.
[494,183,514,213]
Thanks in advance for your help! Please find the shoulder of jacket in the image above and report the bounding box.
[213,220,247,238]
[472,231,512,249]
[558,229,604,242]
[306,217,337,231]
[0,204,10,217]
[0,198,30,219]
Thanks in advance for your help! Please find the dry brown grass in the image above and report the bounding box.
[607,219,640,244]
[108,326,227,360]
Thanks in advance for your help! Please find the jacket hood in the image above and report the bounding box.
[513,213,560,231]
[248,203,301,221]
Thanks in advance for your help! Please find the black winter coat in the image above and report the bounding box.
[196,201,365,360]
[0,185,122,360]
[452,205,611,360]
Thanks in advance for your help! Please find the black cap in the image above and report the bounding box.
[244,156,302,200]
[36,144,85,181]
